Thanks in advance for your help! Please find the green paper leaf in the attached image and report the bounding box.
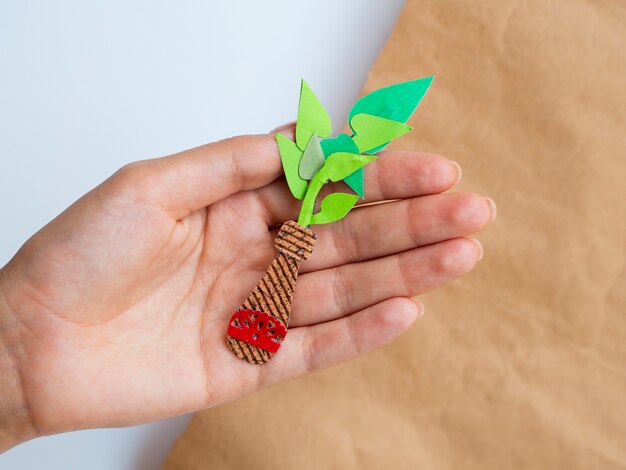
[276,133,307,199]
[320,134,364,197]
[296,79,332,150]
[310,192,359,225]
[350,114,413,154]
[343,168,364,198]
[299,133,325,180]
[320,133,360,156]
[322,152,377,183]
[348,77,433,152]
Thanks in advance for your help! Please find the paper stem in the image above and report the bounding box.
[297,169,327,227]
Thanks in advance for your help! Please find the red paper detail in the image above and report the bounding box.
[227,309,287,354]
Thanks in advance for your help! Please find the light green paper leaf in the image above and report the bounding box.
[299,133,325,180]
[296,79,332,150]
[348,77,433,152]
[320,134,365,197]
[350,114,413,154]
[276,133,307,199]
[310,192,359,225]
[322,152,377,183]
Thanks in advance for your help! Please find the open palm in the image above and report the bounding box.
[0,128,494,438]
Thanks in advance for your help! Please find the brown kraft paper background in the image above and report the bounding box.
[164,1,626,468]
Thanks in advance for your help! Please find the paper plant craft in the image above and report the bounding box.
[226,77,434,364]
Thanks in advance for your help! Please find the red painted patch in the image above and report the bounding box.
[227,309,287,354]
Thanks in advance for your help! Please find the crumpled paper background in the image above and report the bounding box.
[164,1,626,468]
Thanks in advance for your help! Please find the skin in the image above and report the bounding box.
[0,124,496,451]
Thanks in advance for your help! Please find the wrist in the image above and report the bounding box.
[0,268,38,452]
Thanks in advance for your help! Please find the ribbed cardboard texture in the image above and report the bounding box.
[164,1,626,468]
[227,220,316,364]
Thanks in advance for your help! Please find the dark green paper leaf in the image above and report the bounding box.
[296,79,332,150]
[350,113,413,154]
[276,133,307,199]
[320,134,364,197]
[348,77,433,152]
[320,133,360,156]
[299,133,325,180]
[310,192,359,225]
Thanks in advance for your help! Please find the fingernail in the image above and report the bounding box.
[271,121,296,133]
[470,238,484,261]
[450,161,462,184]
[484,197,497,222]
[415,301,425,318]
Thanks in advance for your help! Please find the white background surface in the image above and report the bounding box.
[0,1,404,468]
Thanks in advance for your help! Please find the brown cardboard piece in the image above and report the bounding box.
[164,1,626,468]
[227,220,316,364]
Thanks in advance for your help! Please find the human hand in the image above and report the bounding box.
[0,125,495,450]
